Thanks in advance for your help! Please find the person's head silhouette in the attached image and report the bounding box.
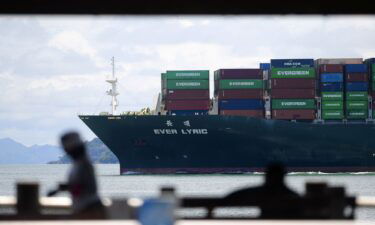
[61,132,86,161]
[265,163,286,186]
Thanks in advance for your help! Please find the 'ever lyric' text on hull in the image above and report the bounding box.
[153,129,208,135]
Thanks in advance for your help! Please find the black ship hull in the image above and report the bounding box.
[79,115,375,174]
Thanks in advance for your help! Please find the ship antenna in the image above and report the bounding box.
[106,57,119,115]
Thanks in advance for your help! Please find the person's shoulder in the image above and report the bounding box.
[226,186,263,199]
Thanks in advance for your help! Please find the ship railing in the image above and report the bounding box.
[4,178,375,221]
[3,194,375,220]
[0,194,140,220]
[181,195,354,219]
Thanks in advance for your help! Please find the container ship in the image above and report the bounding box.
[80,57,375,174]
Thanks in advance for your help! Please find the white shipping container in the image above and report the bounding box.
[316,58,363,65]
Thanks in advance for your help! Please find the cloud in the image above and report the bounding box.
[165,18,195,28]
[179,19,195,28]
[49,31,96,57]
[48,31,107,68]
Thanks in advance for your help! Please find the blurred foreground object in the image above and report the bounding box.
[181,164,356,219]
[48,131,106,219]
[16,182,40,218]
[225,163,300,218]
[4,164,375,221]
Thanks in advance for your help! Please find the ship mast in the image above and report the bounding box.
[106,57,119,115]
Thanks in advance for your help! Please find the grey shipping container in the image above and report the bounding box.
[316,58,363,65]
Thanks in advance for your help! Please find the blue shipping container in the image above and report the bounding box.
[219,99,264,110]
[170,110,208,116]
[345,64,367,73]
[260,63,271,70]
[321,82,343,92]
[346,82,369,91]
[270,59,314,68]
[320,73,343,82]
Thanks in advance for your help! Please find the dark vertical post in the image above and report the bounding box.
[17,182,40,216]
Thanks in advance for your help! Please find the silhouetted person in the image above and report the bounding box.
[48,131,106,219]
[225,163,300,218]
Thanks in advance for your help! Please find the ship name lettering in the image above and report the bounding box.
[154,129,208,135]
[181,129,208,135]
[154,129,178,135]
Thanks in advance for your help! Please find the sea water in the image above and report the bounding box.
[1,164,375,219]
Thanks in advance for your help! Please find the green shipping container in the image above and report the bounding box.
[272,99,316,109]
[346,101,368,110]
[322,101,343,110]
[372,81,375,90]
[321,92,343,101]
[219,79,264,89]
[271,68,315,79]
[322,110,344,120]
[346,110,368,119]
[166,70,209,80]
[346,92,368,101]
[166,80,209,90]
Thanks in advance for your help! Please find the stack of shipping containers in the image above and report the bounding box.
[214,69,264,117]
[365,58,375,118]
[162,70,210,115]
[345,64,368,120]
[318,64,344,120]
[270,59,316,120]
[159,58,375,120]
[316,58,364,120]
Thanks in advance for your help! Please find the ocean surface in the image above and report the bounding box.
[1,164,375,219]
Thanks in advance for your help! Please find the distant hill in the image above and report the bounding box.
[49,138,119,164]
[0,138,62,164]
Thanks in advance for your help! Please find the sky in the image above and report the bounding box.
[0,15,374,146]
